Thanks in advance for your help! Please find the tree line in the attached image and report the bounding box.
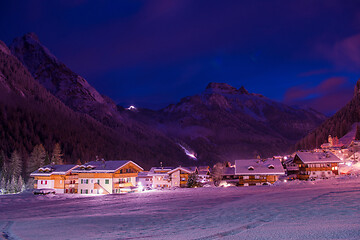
[0,143,64,194]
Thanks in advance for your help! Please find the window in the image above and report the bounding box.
[45,181,47,184]
[81,179,83,184]
[268,165,274,169]
[255,176,260,179]
[41,180,43,184]
[97,179,100,184]
[85,179,89,184]
[127,178,131,182]
[60,180,62,184]
[248,166,254,171]
[243,176,249,179]
[105,179,109,184]
[80,189,83,194]
[91,190,93,193]
[85,189,88,194]
[91,180,93,183]
[120,169,123,173]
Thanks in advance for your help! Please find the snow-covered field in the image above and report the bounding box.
[1,177,360,240]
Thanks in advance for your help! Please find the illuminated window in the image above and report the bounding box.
[45,181,47,184]
[243,176,249,179]
[41,181,43,184]
[255,176,260,179]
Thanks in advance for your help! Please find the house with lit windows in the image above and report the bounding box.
[168,166,197,188]
[72,160,144,194]
[235,158,285,186]
[148,167,174,188]
[294,152,341,180]
[137,171,153,189]
[30,164,79,194]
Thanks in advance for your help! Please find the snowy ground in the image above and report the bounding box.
[1,176,360,240]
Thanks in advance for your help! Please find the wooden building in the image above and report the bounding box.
[294,152,341,180]
[72,160,143,194]
[235,159,285,186]
[30,165,79,194]
[168,166,196,187]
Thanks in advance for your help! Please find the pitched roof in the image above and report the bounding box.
[148,167,174,175]
[30,164,78,176]
[167,166,195,175]
[295,152,341,164]
[235,159,285,175]
[72,160,143,173]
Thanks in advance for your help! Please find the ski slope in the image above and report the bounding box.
[1,176,360,239]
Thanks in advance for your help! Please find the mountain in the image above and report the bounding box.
[126,82,326,163]
[0,37,189,170]
[296,79,360,150]
[10,33,120,125]
[1,32,327,169]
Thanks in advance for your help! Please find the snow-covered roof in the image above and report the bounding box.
[295,152,341,164]
[72,160,143,173]
[148,167,174,176]
[30,164,78,176]
[137,171,151,178]
[235,159,285,175]
[167,166,195,175]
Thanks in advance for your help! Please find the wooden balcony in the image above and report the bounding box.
[113,173,138,178]
[113,182,133,188]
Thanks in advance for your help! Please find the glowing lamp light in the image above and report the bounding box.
[138,182,143,192]
[284,156,288,160]
[346,162,352,166]
[284,180,287,183]
[99,189,103,194]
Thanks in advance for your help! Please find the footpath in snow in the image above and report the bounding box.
[0,176,360,240]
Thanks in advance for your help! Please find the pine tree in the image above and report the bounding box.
[9,175,17,194]
[0,175,6,194]
[9,151,22,178]
[17,176,25,193]
[51,143,63,165]
[28,144,46,174]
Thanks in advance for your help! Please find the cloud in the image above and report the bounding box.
[317,33,360,70]
[284,77,354,115]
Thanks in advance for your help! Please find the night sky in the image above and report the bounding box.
[1,0,360,115]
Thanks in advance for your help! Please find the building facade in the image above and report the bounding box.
[294,152,341,180]
[30,165,79,194]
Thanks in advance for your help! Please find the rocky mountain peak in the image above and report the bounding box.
[205,82,238,94]
[239,86,249,94]
[0,40,11,55]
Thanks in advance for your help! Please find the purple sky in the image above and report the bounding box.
[1,0,360,115]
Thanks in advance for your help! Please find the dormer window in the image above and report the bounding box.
[268,164,275,169]
[248,166,254,171]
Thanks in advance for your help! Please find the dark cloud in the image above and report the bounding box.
[284,77,354,115]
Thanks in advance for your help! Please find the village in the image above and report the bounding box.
[29,124,360,195]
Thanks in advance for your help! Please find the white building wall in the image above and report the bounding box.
[309,171,335,179]
[151,175,171,188]
[170,170,180,187]
[78,178,113,194]
[37,180,54,189]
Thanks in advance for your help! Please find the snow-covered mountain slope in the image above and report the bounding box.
[126,83,326,162]
[9,33,119,123]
